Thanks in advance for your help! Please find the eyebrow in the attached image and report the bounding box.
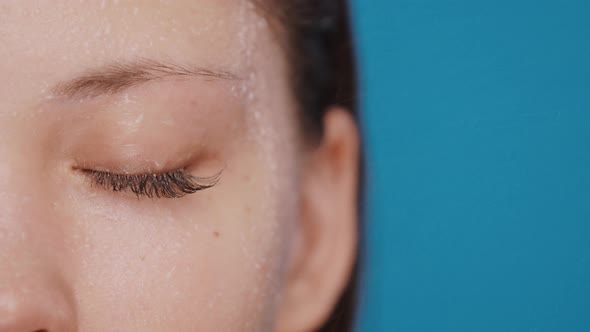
[51,58,240,99]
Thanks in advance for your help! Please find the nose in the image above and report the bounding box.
[0,219,77,332]
[0,148,78,331]
[0,278,77,332]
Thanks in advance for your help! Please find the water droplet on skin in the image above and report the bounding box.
[161,118,175,127]
[121,93,137,105]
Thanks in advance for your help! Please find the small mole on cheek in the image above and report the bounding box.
[213,231,220,238]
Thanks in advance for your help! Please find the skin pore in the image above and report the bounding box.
[0,1,359,332]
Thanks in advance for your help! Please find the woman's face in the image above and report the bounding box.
[0,1,358,331]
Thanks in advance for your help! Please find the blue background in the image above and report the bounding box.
[352,1,590,331]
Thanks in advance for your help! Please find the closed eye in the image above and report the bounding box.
[80,168,220,199]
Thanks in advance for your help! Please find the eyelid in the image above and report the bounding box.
[80,168,221,199]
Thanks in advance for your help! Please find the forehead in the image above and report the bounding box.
[0,0,270,99]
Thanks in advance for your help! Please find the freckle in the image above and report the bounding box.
[213,231,220,238]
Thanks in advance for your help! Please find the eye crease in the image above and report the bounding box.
[80,168,220,199]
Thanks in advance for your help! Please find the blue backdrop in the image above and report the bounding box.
[352,1,590,331]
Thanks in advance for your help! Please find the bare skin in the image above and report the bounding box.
[0,1,359,331]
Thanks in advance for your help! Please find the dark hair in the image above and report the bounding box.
[259,1,359,331]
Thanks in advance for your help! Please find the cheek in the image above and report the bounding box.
[63,145,299,331]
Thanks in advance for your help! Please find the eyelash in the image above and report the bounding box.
[81,168,220,199]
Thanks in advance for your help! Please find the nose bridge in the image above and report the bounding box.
[0,165,78,331]
[0,160,49,248]
[0,135,55,232]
